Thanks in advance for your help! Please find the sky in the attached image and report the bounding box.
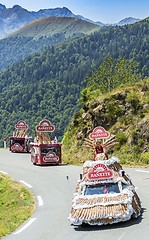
[1,0,149,24]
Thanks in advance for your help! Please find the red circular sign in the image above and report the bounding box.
[88,163,113,180]
[36,119,55,132]
[4,138,6,141]
[89,126,110,139]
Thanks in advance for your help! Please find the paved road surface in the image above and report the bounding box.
[0,149,149,240]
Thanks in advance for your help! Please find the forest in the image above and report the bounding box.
[0,16,101,72]
[0,33,70,72]
[0,17,149,147]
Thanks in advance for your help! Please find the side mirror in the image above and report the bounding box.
[120,170,125,177]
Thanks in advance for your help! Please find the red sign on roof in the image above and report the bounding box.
[88,163,113,180]
[89,126,110,140]
[36,120,55,132]
[15,121,28,130]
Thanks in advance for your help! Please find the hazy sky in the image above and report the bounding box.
[1,0,149,24]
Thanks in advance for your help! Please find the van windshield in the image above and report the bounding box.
[41,147,60,155]
[84,183,120,195]
[12,139,24,146]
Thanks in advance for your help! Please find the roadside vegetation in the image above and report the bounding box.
[0,173,35,238]
[62,57,149,167]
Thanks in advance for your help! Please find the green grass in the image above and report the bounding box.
[9,17,101,39]
[0,173,35,238]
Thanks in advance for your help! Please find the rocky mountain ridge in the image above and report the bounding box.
[117,17,141,26]
[0,3,141,38]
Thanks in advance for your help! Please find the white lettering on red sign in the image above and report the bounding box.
[36,120,55,132]
[89,126,110,139]
[11,143,24,151]
[15,121,28,130]
[88,163,113,180]
[43,152,59,162]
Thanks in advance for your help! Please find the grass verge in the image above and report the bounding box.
[0,173,35,238]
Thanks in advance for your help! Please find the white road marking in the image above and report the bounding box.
[20,180,32,188]
[0,170,8,175]
[136,170,149,173]
[118,231,126,240]
[13,218,36,235]
[37,195,43,206]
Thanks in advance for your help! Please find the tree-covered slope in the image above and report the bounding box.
[0,17,149,74]
[0,18,149,147]
[0,17,101,72]
[0,41,87,146]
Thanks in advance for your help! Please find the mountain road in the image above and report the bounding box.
[0,149,149,240]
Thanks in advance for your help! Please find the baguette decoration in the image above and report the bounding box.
[68,157,141,226]
[14,128,28,138]
[83,135,119,151]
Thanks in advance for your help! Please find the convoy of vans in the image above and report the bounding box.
[8,121,141,226]
[9,119,62,165]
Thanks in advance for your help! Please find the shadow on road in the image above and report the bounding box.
[73,208,146,232]
[32,163,68,167]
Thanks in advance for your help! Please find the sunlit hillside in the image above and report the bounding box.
[6,17,101,39]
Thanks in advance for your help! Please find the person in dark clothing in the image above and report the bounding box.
[95,141,104,154]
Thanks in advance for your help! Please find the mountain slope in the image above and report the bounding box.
[31,6,74,18]
[0,17,101,72]
[0,17,149,74]
[117,17,141,26]
[62,79,149,166]
[6,17,101,38]
[0,4,36,38]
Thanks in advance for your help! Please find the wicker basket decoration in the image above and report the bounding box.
[68,157,141,226]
